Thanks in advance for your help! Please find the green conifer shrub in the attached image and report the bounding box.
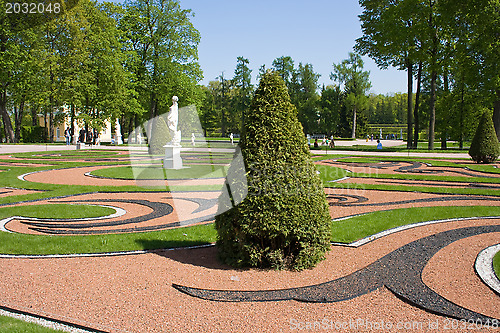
[468,111,500,163]
[148,116,171,155]
[215,71,332,271]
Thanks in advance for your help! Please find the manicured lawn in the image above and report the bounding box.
[91,164,229,180]
[330,206,500,244]
[9,149,121,160]
[0,204,116,220]
[1,149,498,257]
[1,206,498,255]
[327,156,500,174]
[494,251,500,280]
[0,222,216,255]
[316,164,350,183]
[0,315,64,333]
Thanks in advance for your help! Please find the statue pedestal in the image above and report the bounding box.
[163,145,183,169]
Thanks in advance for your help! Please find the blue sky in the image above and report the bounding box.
[180,0,408,95]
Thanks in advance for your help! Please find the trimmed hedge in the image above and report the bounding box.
[468,112,500,164]
[22,126,48,143]
[215,71,332,271]
[148,115,171,155]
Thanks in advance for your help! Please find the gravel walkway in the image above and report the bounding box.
[0,150,499,332]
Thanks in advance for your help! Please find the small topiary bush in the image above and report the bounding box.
[215,71,332,271]
[468,111,500,164]
[148,115,171,155]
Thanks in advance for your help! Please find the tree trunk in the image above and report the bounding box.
[70,104,76,144]
[413,62,422,148]
[49,69,55,143]
[459,80,465,149]
[31,104,38,126]
[148,91,157,139]
[427,0,437,151]
[49,108,54,143]
[351,105,357,139]
[406,59,413,149]
[494,89,500,141]
[0,89,15,143]
[441,133,447,150]
[14,100,25,143]
[441,68,449,150]
[428,71,437,150]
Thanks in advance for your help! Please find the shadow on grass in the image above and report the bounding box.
[135,239,237,270]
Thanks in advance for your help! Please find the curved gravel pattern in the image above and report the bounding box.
[1,154,499,332]
[475,244,500,296]
[1,219,499,332]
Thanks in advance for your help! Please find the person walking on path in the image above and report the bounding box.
[64,127,71,145]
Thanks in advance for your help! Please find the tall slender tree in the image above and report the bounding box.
[356,0,428,148]
[330,52,371,138]
[232,56,253,134]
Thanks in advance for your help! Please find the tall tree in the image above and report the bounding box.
[330,52,371,138]
[272,56,295,89]
[356,0,428,148]
[442,0,500,141]
[318,85,343,135]
[232,56,253,134]
[121,0,202,131]
[75,0,130,134]
[217,72,230,136]
[294,63,321,134]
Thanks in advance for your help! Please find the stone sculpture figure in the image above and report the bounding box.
[167,96,181,146]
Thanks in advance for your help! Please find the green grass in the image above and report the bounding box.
[315,164,350,183]
[494,251,500,280]
[1,206,498,255]
[330,206,500,244]
[312,144,469,154]
[0,204,116,220]
[336,156,499,172]
[91,164,229,180]
[1,149,499,257]
[0,315,65,333]
[8,150,121,160]
[329,181,500,197]
[0,222,216,255]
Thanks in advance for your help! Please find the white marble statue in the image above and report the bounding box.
[167,96,182,146]
[115,119,123,145]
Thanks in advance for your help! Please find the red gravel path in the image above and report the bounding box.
[0,218,498,332]
[0,157,499,332]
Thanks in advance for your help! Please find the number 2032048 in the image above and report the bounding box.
[5,2,61,14]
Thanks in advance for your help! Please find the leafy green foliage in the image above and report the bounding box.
[21,126,48,143]
[330,52,371,138]
[215,71,331,271]
[148,116,171,155]
[468,112,500,163]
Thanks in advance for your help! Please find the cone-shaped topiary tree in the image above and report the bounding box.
[468,111,500,164]
[215,71,331,271]
[148,116,171,155]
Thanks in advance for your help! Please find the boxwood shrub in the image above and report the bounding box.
[469,111,500,163]
[215,71,331,271]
